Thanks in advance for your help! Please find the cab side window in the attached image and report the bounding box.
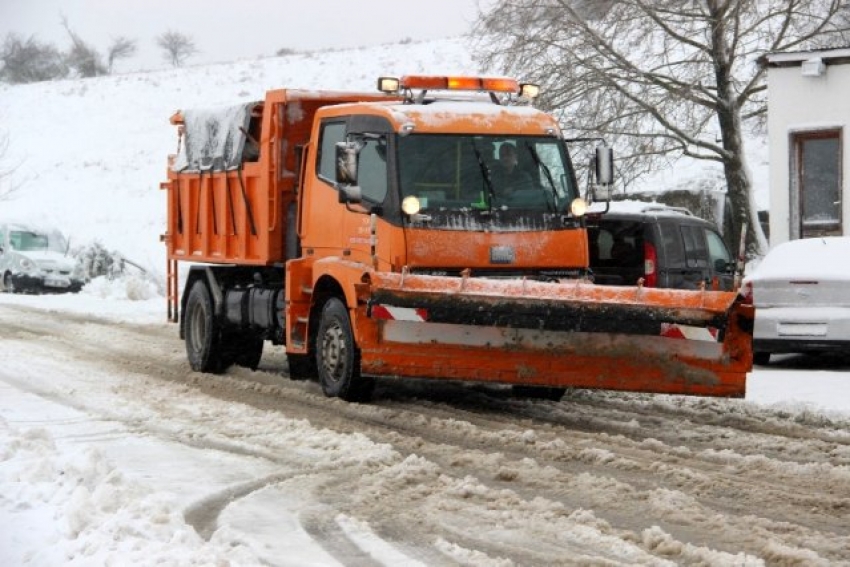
[317,121,346,182]
[357,138,388,203]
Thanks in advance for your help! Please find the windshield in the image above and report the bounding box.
[9,229,68,253]
[397,134,578,214]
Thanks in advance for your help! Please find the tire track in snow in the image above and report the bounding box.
[3,302,850,564]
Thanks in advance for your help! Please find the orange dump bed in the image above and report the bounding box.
[162,90,394,266]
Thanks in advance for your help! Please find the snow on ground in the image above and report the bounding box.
[1,290,849,565]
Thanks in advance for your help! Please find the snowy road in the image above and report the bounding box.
[2,297,850,566]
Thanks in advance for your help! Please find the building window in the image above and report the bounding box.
[791,129,842,238]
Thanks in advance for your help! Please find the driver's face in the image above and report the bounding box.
[499,146,517,168]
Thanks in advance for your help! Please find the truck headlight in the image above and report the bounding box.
[402,196,421,216]
[570,198,588,217]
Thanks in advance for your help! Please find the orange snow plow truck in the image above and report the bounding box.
[161,75,753,402]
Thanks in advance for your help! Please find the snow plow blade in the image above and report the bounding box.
[355,273,754,398]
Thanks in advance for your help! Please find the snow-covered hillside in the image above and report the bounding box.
[0,38,479,281]
[0,37,769,285]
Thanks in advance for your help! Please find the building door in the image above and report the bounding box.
[791,129,842,238]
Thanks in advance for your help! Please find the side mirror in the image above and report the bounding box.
[336,142,358,185]
[715,259,735,274]
[335,141,363,204]
[595,145,614,186]
[589,145,614,203]
[338,184,363,205]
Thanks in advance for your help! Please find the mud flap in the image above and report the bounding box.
[354,273,753,398]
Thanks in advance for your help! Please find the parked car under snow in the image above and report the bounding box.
[0,222,84,294]
[744,237,850,365]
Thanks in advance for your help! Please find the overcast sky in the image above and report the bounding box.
[0,0,486,71]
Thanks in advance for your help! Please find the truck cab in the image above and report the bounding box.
[298,76,591,280]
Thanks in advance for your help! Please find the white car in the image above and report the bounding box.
[744,237,850,365]
[0,222,84,294]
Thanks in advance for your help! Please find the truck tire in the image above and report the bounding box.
[184,280,224,373]
[512,385,566,401]
[316,297,373,402]
[221,332,264,371]
[235,335,264,370]
[753,352,771,366]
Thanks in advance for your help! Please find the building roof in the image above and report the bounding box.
[761,46,850,68]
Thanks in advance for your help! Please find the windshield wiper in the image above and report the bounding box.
[524,143,558,213]
[470,140,496,213]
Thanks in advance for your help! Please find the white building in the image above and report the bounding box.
[763,47,850,245]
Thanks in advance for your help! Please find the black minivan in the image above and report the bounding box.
[587,206,735,291]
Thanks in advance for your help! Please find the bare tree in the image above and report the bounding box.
[106,36,137,74]
[156,30,197,67]
[61,15,106,77]
[0,33,67,83]
[475,0,850,256]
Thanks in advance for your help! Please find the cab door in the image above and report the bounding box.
[299,119,348,257]
[340,133,392,267]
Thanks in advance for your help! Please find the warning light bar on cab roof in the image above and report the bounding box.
[377,75,538,99]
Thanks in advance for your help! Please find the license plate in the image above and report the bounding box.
[44,278,71,288]
[777,322,827,337]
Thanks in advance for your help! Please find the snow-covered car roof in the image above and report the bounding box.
[604,200,695,217]
[747,237,850,281]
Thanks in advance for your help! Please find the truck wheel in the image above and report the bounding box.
[236,335,264,370]
[184,280,224,373]
[316,297,373,402]
[222,332,264,371]
[286,353,316,381]
[512,385,566,401]
[753,352,771,366]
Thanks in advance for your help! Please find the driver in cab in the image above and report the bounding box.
[491,143,533,198]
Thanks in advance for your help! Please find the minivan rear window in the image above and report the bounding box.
[680,225,709,268]
[590,220,643,268]
[659,224,686,268]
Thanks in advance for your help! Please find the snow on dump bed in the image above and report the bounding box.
[171,103,256,172]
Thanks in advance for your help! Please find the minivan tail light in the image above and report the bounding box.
[740,280,753,304]
[644,242,657,287]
